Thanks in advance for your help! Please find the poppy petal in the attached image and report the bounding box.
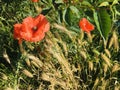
[32,14,50,42]
[13,14,50,43]
[37,18,50,32]
[23,16,34,29]
[20,23,33,41]
[32,0,38,2]
[31,33,45,42]
[79,18,94,32]
[34,14,50,32]
[14,24,22,39]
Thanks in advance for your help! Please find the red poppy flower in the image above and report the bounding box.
[79,18,94,33]
[32,0,39,2]
[14,14,50,43]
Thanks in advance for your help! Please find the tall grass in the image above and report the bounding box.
[0,0,120,90]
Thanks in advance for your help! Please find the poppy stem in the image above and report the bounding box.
[14,61,20,90]
[79,30,84,41]
[19,43,25,54]
[34,3,41,14]
[87,32,92,42]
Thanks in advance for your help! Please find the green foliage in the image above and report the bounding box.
[63,6,80,25]
[98,8,112,39]
[0,0,120,89]
[94,8,112,41]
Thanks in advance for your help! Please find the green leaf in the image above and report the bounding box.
[93,10,105,41]
[70,26,80,33]
[41,7,52,15]
[58,10,63,23]
[69,6,80,18]
[112,0,119,5]
[98,1,109,7]
[55,0,64,4]
[81,1,93,7]
[63,6,80,25]
[63,7,73,25]
[93,9,112,41]
[98,9,112,39]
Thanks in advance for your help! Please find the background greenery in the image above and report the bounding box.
[0,0,120,89]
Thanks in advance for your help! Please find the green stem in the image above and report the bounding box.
[14,61,20,90]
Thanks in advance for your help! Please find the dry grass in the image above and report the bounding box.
[13,24,119,90]
[0,0,120,89]
[0,23,120,90]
